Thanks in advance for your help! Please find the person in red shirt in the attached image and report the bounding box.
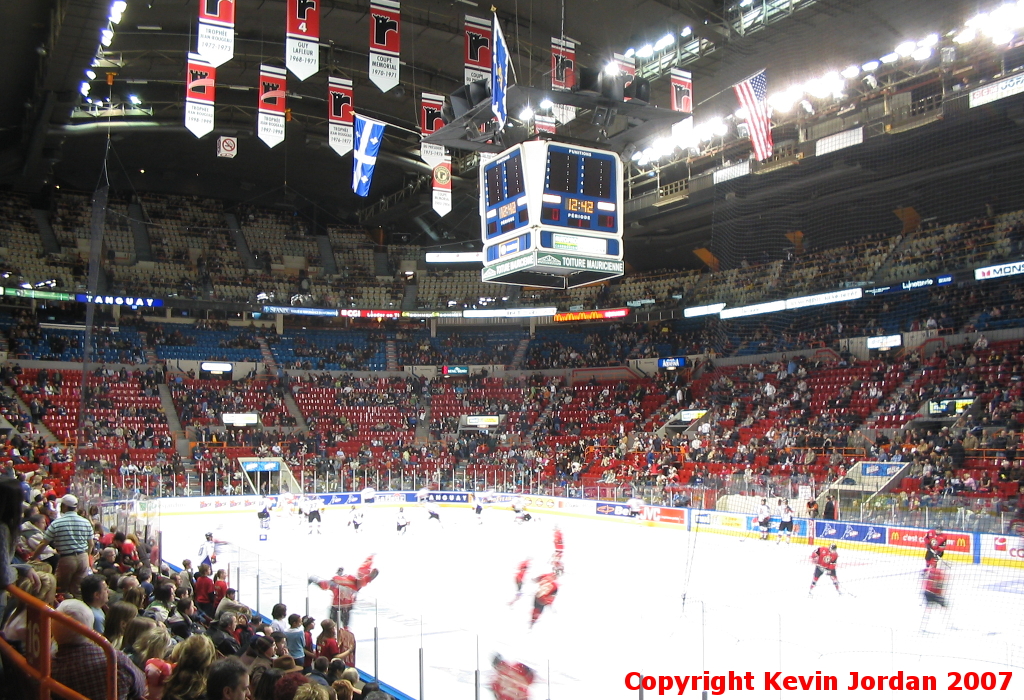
[311,566,375,628]
[316,619,343,660]
[530,572,559,628]
[490,654,535,700]
[552,527,565,576]
[510,559,530,605]
[193,563,216,618]
[809,544,841,596]
[921,566,947,632]
[212,569,229,611]
[357,555,376,584]
[924,528,946,569]
[113,532,139,573]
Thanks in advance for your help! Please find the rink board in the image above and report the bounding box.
[148,492,1008,569]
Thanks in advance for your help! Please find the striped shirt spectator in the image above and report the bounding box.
[31,494,93,597]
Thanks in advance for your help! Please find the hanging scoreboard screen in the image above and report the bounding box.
[482,147,528,240]
[540,144,619,234]
[480,141,624,289]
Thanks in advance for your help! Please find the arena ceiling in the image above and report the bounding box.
[0,0,992,270]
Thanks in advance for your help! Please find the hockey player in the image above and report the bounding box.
[924,527,946,569]
[198,532,217,569]
[257,496,271,530]
[552,526,565,575]
[777,499,794,545]
[921,566,947,632]
[512,498,531,523]
[809,543,841,596]
[490,654,535,700]
[510,558,530,605]
[757,499,771,541]
[396,508,409,535]
[357,555,376,584]
[417,487,430,502]
[426,503,442,525]
[305,495,322,535]
[474,499,484,524]
[626,496,644,518]
[530,571,559,628]
[348,506,364,534]
[310,568,359,628]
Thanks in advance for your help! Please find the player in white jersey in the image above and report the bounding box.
[198,532,217,568]
[304,495,322,534]
[257,496,271,530]
[396,507,409,534]
[348,506,364,533]
[626,497,644,518]
[777,499,794,544]
[416,487,430,502]
[757,499,771,541]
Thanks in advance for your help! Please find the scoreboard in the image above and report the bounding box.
[480,141,624,289]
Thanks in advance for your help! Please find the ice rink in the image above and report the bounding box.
[158,501,1024,699]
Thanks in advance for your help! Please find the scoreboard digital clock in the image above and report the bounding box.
[480,141,623,289]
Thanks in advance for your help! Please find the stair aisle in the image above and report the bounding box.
[510,337,531,369]
[386,340,399,371]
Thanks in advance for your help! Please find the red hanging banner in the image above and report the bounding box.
[185,53,216,138]
[258,65,287,148]
[197,0,235,67]
[328,76,354,156]
[369,0,401,92]
[671,68,693,113]
[464,15,491,84]
[286,0,320,80]
[551,37,576,91]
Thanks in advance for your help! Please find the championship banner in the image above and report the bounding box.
[327,76,354,156]
[286,0,320,80]
[197,0,235,67]
[670,68,693,113]
[551,37,576,91]
[464,15,491,84]
[369,0,401,93]
[432,153,452,217]
[420,92,447,167]
[534,114,556,134]
[185,53,216,138]
[257,65,287,148]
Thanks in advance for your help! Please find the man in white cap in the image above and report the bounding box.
[29,494,94,597]
[51,599,146,700]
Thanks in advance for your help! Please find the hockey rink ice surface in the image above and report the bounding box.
[159,503,1024,699]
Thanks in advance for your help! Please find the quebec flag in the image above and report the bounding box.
[352,114,387,196]
[491,12,509,130]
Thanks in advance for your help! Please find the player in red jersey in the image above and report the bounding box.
[510,559,530,605]
[552,527,565,575]
[310,563,377,628]
[490,654,535,700]
[808,544,841,596]
[921,566,947,632]
[924,528,946,569]
[357,555,376,584]
[529,572,559,628]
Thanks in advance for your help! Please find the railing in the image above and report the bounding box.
[0,584,119,700]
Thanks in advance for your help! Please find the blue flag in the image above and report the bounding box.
[491,13,509,130]
[352,114,386,197]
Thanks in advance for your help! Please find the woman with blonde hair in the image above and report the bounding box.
[121,616,157,665]
[103,600,138,648]
[122,584,147,612]
[136,626,174,700]
[163,634,217,700]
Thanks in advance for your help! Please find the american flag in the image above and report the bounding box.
[733,70,773,161]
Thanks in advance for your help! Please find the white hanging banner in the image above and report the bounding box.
[421,142,446,169]
[257,64,287,148]
[286,0,320,80]
[432,152,452,217]
[184,53,216,138]
[197,0,235,67]
[327,76,354,156]
[369,0,401,93]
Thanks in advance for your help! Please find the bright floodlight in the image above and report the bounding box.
[880,52,899,63]
[518,106,534,120]
[911,46,932,61]
[841,65,860,79]
[711,119,729,137]
[86,69,96,80]
[604,61,619,76]
[734,106,749,120]
[919,33,939,47]
[100,29,114,46]
[953,28,976,44]
[539,98,554,110]
[635,44,654,58]
[128,94,141,105]
[895,41,916,57]
[624,47,635,58]
[80,82,90,96]
[653,33,675,51]
[861,60,880,71]
[680,26,692,37]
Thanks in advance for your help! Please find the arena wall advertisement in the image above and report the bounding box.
[147,492,1014,568]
